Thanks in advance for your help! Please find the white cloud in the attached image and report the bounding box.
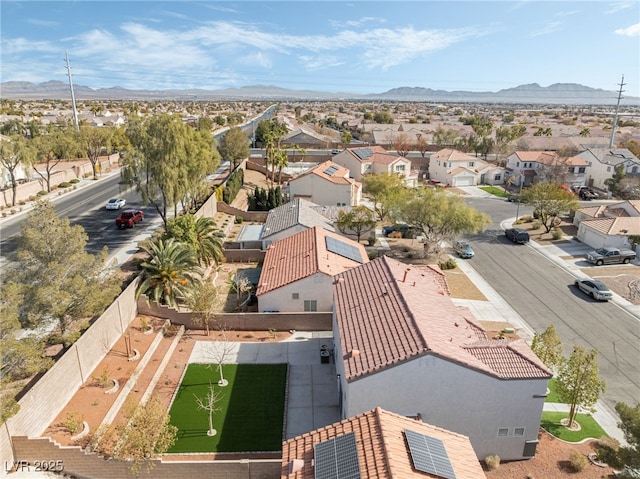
[530,21,562,37]
[330,17,386,28]
[1,37,58,54]
[298,55,345,70]
[555,10,579,17]
[614,23,640,36]
[605,2,635,14]
[27,18,59,28]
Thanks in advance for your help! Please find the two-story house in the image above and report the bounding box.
[429,148,506,186]
[332,146,416,186]
[506,151,589,188]
[575,147,640,191]
[288,160,362,206]
[332,255,551,461]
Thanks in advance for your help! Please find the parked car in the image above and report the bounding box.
[106,198,126,210]
[579,189,598,200]
[453,241,474,259]
[574,279,613,301]
[331,149,341,155]
[115,209,144,229]
[507,194,521,203]
[585,247,636,265]
[505,227,530,244]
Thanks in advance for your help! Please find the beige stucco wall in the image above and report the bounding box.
[258,273,334,313]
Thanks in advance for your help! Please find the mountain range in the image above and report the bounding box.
[1,80,637,106]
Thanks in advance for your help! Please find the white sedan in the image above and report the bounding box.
[106,198,126,210]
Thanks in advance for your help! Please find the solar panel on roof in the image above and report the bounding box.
[353,148,373,160]
[323,165,340,176]
[404,429,457,479]
[314,432,361,479]
[325,236,364,263]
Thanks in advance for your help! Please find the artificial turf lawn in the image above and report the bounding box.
[167,363,287,453]
[541,411,607,442]
[479,186,510,198]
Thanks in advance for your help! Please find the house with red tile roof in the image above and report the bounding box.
[288,160,362,206]
[256,226,368,313]
[282,407,485,479]
[506,150,589,188]
[573,200,640,249]
[332,255,552,461]
[332,145,416,186]
[429,148,506,187]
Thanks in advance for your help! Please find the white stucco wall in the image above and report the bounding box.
[332,153,364,180]
[289,174,355,206]
[258,272,334,312]
[577,224,629,249]
[343,355,548,461]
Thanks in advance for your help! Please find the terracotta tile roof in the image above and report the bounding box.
[563,156,589,166]
[463,340,552,379]
[577,204,608,219]
[581,217,640,235]
[291,160,358,186]
[281,407,485,479]
[431,148,477,162]
[262,198,334,239]
[334,256,551,382]
[257,226,368,296]
[449,165,476,175]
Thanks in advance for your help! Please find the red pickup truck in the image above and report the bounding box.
[115,209,144,229]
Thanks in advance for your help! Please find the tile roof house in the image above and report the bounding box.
[288,160,362,206]
[332,146,416,186]
[573,200,640,249]
[429,148,506,187]
[256,226,368,313]
[281,126,339,148]
[506,150,589,187]
[282,407,486,479]
[261,198,335,249]
[332,255,552,461]
[575,147,640,191]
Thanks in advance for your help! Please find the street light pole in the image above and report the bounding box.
[515,175,523,221]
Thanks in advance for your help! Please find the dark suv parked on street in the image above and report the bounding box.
[505,227,530,244]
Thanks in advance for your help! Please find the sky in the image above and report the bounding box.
[1,1,639,97]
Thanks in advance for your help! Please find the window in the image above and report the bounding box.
[514,427,525,437]
[494,174,501,181]
[304,300,317,311]
[607,166,611,172]
[568,166,574,173]
[516,162,520,167]
[468,162,475,167]
[633,166,638,174]
[578,167,586,173]
[292,293,299,300]
[395,164,405,172]
[497,428,509,437]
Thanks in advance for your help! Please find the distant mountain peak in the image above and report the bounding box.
[0,80,636,106]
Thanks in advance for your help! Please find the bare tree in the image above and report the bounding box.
[194,382,223,437]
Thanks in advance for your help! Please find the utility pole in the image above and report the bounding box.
[609,75,625,148]
[65,51,80,132]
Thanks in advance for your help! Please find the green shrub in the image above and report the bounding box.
[531,220,541,229]
[522,215,534,223]
[484,455,500,471]
[37,190,47,196]
[439,258,457,270]
[235,216,244,224]
[63,411,84,435]
[58,182,71,188]
[551,229,563,240]
[69,178,80,184]
[18,200,26,205]
[28,195,36,201]
[569,451,588,472]
[368,252,379,260]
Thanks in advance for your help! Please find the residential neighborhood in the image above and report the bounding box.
[1,96,639,479]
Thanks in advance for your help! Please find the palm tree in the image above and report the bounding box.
[135,238,201,307]
[192,216,224,267]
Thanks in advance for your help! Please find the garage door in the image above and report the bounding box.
[453,177,475,186]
